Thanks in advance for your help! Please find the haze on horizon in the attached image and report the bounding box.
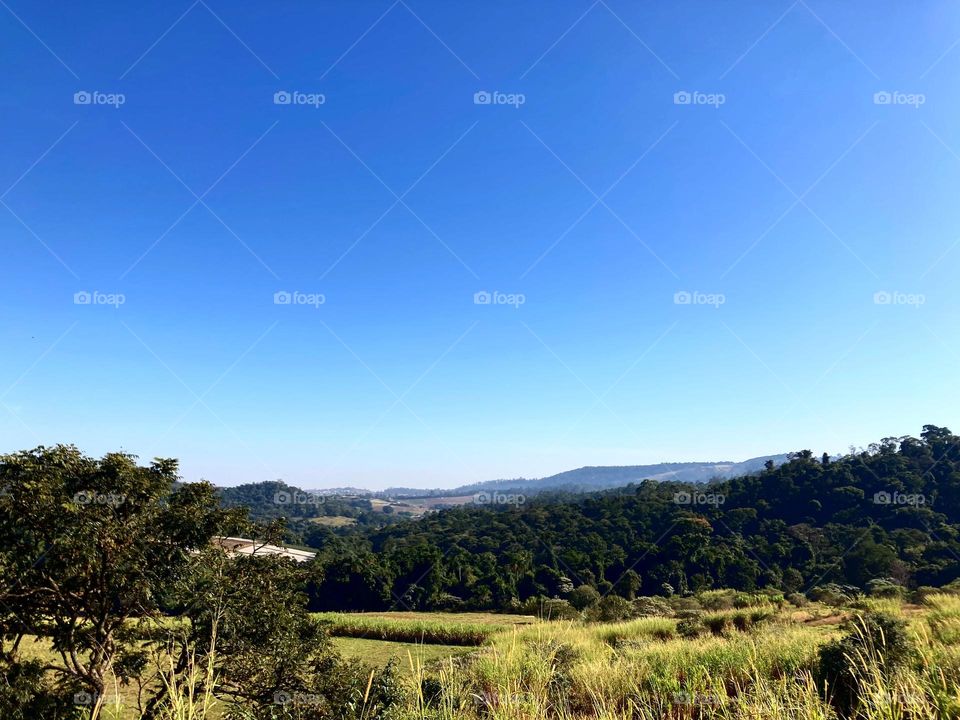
[2,1,959,490]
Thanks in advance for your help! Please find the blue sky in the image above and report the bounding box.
[2,1,960,489]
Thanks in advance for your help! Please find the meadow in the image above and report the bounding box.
[24,591,960,719]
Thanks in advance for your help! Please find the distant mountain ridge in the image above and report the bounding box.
[319,454,791,498]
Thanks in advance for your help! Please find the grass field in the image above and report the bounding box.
[314,611,533,645]
[18,596,960,718]
[332,637,472,667]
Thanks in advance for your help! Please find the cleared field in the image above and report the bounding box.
[336,611,535,625]
[314,612,526,645]
[308,515,357,526]
[332,637,471,667]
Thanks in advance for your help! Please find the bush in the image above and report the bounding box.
[697,589,734,611]
[786,591,809,607]
[676,616,707,638]
[669,596,702,613]
[434,592,466,610]
[733,592,771,608]
[568,584,601,611]
[526,597,581,621]
[633,596,674,617]
[585,595,635,623]
[809,583,860,607]
[867,577,905,599]
[0,658,80,720]
[702,613,730,636]
[816,612,914,716]
[912,586,941,603]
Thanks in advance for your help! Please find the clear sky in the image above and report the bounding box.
[2,1,959,489]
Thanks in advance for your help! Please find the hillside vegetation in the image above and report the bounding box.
[307,425,960,611]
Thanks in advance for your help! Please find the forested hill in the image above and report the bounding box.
[308,426,960,611]
[217,479,372,520]
[379,454,790,497]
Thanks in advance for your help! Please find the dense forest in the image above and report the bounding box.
[295,425,960,611]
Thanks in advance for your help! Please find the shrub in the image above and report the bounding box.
[698,589,735,611]
[912,586,941,603]
[531,598,582,621]
[0,658,79,720]
[669,596,702,613]
[434,593,466,610]
[733,591,773,608]
[703,613,730,636]
[809,583,860,607]
[867,577,905,599]
[568,584,601,611]
[761,590,786,607]
[633,596,674,617]
[676,616,707,638]
[585,595,635,623]
[786,591,809,607]
[816,612,914,716]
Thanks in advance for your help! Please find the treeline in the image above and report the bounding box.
[304,425,960,611]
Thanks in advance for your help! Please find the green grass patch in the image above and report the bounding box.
[314,612,524,646]
[332,637,471,667]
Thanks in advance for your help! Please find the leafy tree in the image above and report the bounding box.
[0,445,236,718]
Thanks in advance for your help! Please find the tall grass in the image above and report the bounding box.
[60,601,960,719]
[314,613,498,646]
[399,603,960,719]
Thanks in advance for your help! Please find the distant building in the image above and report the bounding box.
[213,536,316,563]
